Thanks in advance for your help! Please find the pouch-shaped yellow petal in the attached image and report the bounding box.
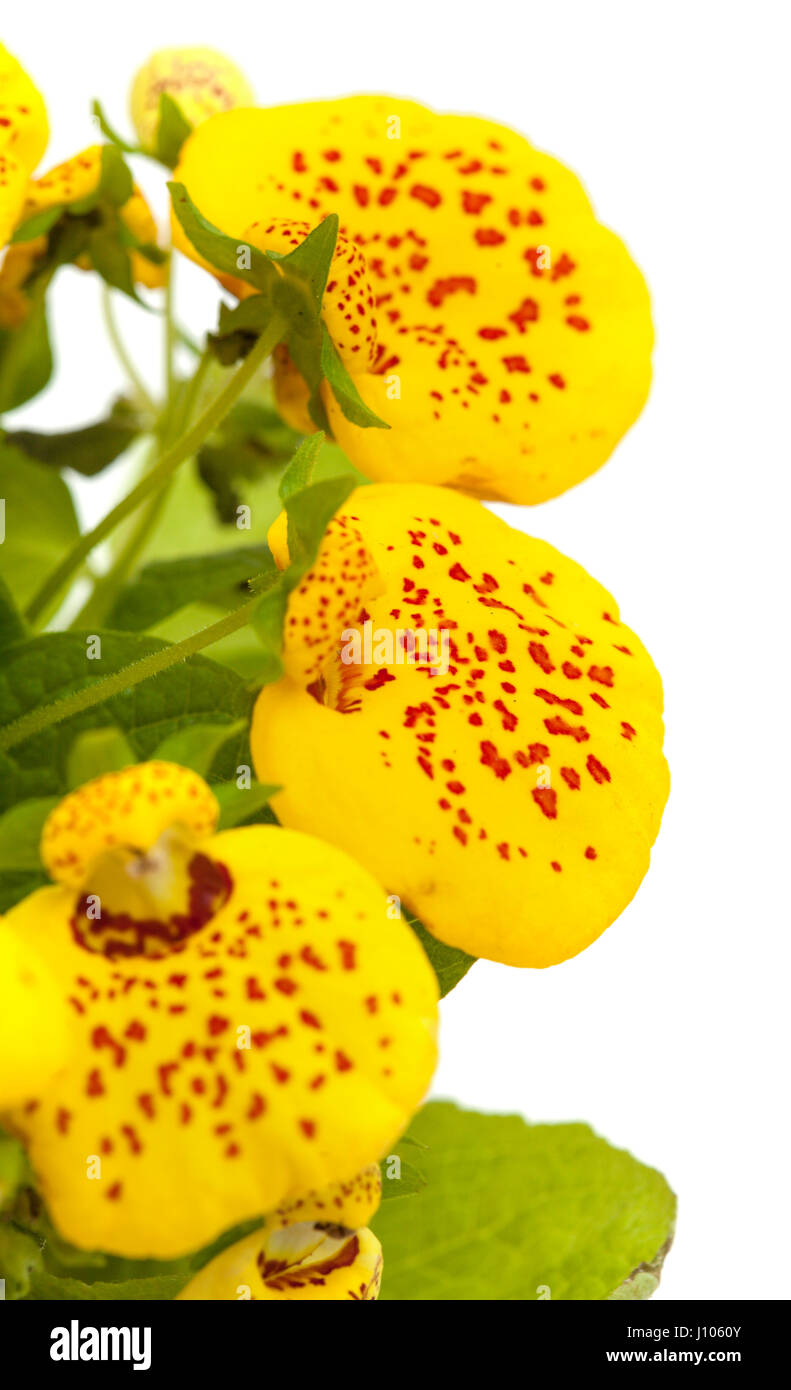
[40,760,219,888]
[270,1161,381,1231]
[0,921,70,1107]
[2,780,437,1255]
[177,1221,382,1300]
[0,43,48,247]
[277,514,384,687]
[174,97,652,503]
[251,484,668,968]
[130,47,253,152]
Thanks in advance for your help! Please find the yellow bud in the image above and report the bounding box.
[130,47,253,152]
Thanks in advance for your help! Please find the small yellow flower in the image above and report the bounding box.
[0,763,437,1258]
[173,95,652,504]
[251,484,669,968]
[16,146,164,290]
[0,43,165,290]
[130,48,253,152]
[178,1164,383,1299]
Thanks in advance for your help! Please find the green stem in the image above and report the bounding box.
[0,599,260,755]
[25,315,286,628]
[101,284,157,415]
[70,323,213,631]
[163,260,176,409]
[68,457,167,630]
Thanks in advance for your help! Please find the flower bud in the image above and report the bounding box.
[130,47,253,152]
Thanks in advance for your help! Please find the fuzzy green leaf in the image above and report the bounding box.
[0,630,256,846]
[278,431,325,500]
[107,545,277,632]
[0,446,80,608]
[372,1102,676,1301]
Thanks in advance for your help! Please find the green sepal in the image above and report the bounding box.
[154,93,193,168]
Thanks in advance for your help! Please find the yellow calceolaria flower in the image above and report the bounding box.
[179,1163,383,1300]
[0,43,165,293]
[173,95,652,504]
[251,484,669,969]
[14,145,165,290]
[0,763,437,1258]
[130,47,253,152]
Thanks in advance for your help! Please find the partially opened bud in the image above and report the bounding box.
[130,47,253,153]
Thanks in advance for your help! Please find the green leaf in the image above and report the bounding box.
[65,727,136,788]
[379,1155,427,1201]
[197,425,300,524]
[0,284,52,412]
[405,911,476,997]
[0,795,58,870]
[0,870,48,913]
[152,722,245,779]
[154,92,193,168]
[88,226,138,301]
[268,214,339,312]
[97,144,135,208]
[249,453,359,685]
[0,629,256,855]
[107,545,277,632]
[278,431,325,500]
[90,100,140,155]
[0,446,80,609]
[282,472,358,573]
[215,779,280,829]
[168,182,278,297]
[29,1270,191,1301]
[0,1131,29,1211]
[5,400,142,476]
[209,295,273,364]
[0,1223,45,1299]
[0,576,27,650]
[372,1102,676,1301]
[9,205,63,244]
[320,324,389,429]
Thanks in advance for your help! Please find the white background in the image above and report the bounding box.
[2,0,789,1300]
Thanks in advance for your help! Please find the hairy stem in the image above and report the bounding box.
[101,284,157,415]
[25,316,286,627]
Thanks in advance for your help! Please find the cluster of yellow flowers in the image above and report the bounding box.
[0,42,668,1299]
